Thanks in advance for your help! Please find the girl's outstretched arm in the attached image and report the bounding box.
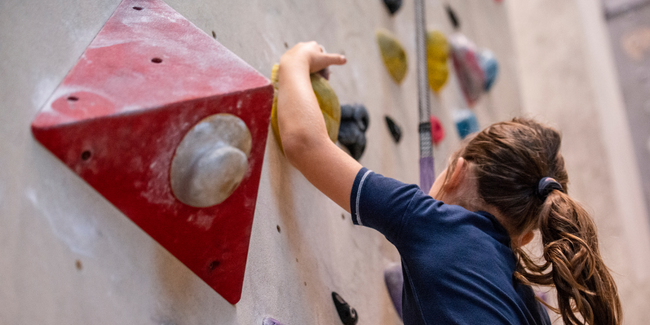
[277,42,362,213]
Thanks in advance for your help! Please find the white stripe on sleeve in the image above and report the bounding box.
[355,170,372,226]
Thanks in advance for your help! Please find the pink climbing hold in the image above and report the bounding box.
[430,115,445,145]
[449,33,485,107]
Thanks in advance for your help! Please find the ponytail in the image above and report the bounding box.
[460,118,622,325]
[517,190,622,325]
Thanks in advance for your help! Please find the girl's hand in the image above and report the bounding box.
[280,41,346,74]
[276,41,360,213]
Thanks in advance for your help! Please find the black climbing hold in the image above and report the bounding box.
[353,106,369,132]
[445,4,460,30]
[332,292,359,325]
[338,104,369,160]
[385,115,402,143]
[383,0,402,15]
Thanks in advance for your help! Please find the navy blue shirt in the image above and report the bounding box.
[350,168,550,325]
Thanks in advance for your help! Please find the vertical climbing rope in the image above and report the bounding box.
[415,0,435,192]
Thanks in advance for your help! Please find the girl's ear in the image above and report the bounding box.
[520,230,535,247]
[512,230,535,249]
[443,157,467,192]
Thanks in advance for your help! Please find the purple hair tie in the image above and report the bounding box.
[537,177,563,200]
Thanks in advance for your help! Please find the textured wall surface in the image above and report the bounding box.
[508,0,650,323]
[605,1,650,248]
[2,0,645,324]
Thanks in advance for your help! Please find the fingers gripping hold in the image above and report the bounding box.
[288,41,346,73]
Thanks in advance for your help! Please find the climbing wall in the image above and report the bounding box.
[2,0,649,324]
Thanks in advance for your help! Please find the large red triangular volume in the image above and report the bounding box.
[31,0,272,304]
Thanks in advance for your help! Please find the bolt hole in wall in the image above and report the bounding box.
[75,260,82,271]
[132,6,143,10]
[208,260,220,271]
[81,150,92,161]
[276,225,281,233]
[151,57,162,64]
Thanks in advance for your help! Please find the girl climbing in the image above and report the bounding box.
[276,41,621,325]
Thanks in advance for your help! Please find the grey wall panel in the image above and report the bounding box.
[603,0,650,19]
[606,2,650,221]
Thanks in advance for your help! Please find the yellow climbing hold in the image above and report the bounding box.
[376,28,408,84]
[270,64,341,153]
[426,30,449,93]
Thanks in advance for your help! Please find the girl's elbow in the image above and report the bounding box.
[283,133,323,167]
[282,133,308,164]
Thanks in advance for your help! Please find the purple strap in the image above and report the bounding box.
[419,156,435,193]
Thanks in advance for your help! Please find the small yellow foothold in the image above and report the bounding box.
[270,64,341,153]
[426,30,449,93]
[376,28,408,84]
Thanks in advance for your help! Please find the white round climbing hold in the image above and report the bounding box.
[171,114,252,208]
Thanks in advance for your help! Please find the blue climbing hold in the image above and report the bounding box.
[453,109,480,139]
[478,50,499,91]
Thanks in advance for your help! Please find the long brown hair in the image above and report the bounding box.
[445,118,621,325]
